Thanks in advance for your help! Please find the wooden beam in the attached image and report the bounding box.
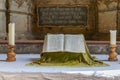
[5,0,10,33]
[93,0,98,33]
[117,0,119,34]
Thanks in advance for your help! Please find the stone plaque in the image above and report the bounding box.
[38,6,87,26]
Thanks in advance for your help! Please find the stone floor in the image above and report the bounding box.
[0,73,115,80]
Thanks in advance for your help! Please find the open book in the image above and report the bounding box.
[42,34,86,53]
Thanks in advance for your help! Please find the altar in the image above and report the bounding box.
[0,0,119,79]
[0,54,119,79]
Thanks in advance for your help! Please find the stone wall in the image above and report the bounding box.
[10,0,35,40]
[0,41,43,54]
[97,0,118,33]
[34,0,120,40]
[1,41,120,54]
[0,0,119,41]
[0,0,35,40]
[0,0,6,40]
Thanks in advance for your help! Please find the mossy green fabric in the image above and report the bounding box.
[27,41,108,67]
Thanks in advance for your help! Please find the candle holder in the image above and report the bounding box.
[108,44,118,61]
[6,45,16,62]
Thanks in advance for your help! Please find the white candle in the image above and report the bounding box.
[8,23,15,45]
[110,30,117,45]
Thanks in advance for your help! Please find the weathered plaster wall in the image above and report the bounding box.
[10,0,35,40]
[0,0,35,40]
[0,0,119,40]
[97,0,118,33]
[0,0,6,40]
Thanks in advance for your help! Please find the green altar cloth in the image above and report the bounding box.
[27,42,108,67]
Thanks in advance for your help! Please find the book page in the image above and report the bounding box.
[46,34,64,52]
[64,34,86,53]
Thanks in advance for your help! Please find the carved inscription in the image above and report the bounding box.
[38,6,87,26]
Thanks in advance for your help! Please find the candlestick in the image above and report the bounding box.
[108,44,118,61]
[110,30,117,45]
[7,23,16,62]
[6,45,16,61]
[8,23,15,45]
